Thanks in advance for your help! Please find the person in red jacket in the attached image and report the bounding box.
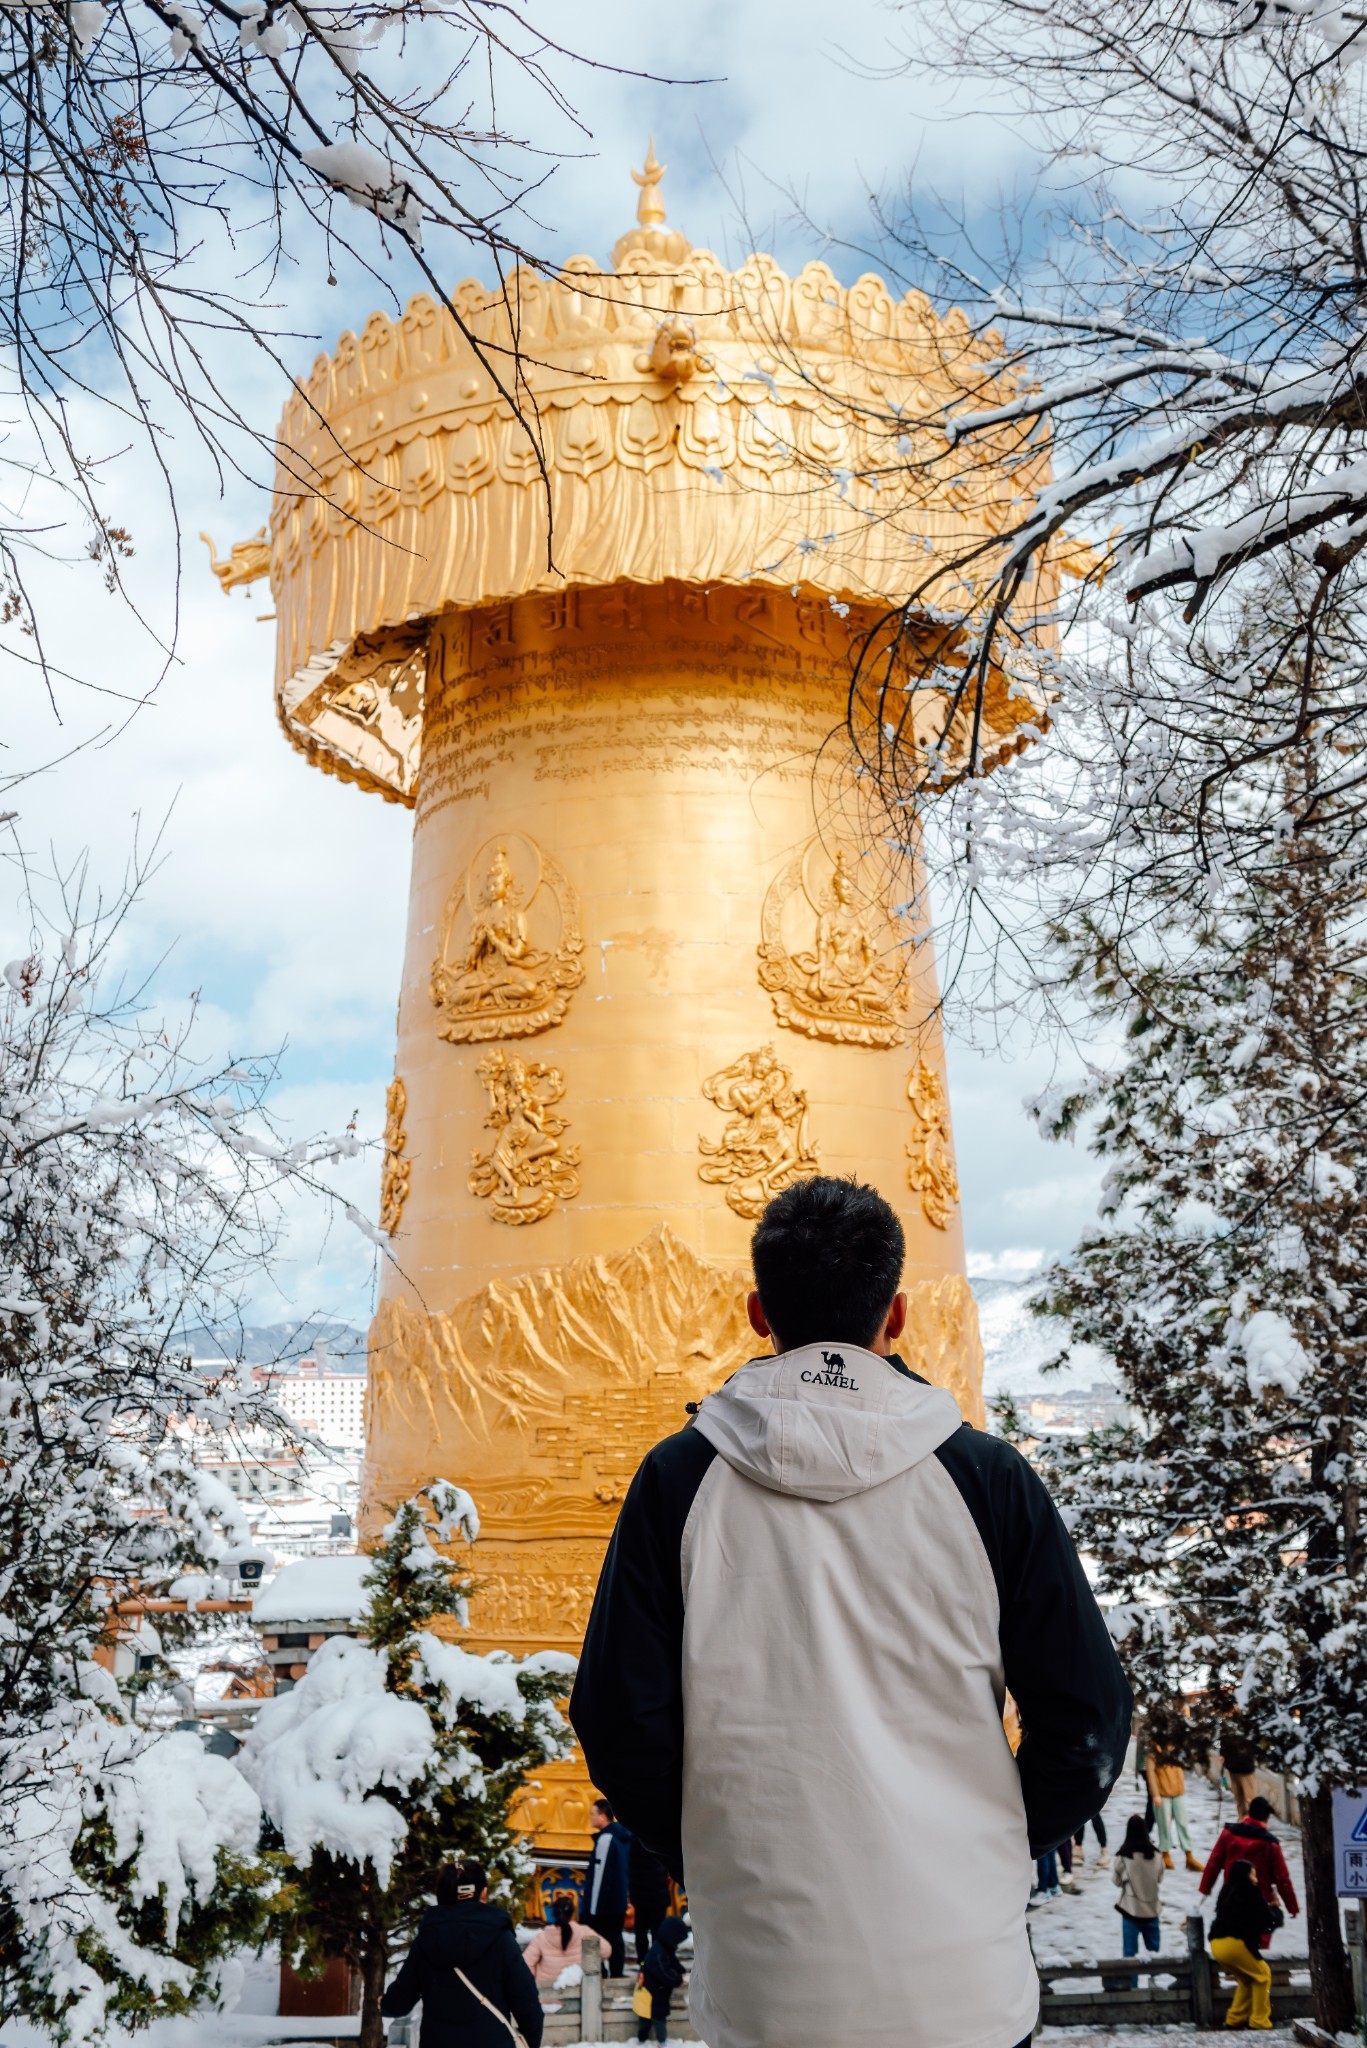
[1200,1797,1299,1947]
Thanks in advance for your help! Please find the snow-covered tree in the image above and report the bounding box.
[1018,579,1367,2030]
[240,1480,574,2048]
[767,0,1367,862]
[0,0,637,697]
[0,860,376,2041]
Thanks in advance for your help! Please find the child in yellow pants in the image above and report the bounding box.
[1210,1937,1273,2030]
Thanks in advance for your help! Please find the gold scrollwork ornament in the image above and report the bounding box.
[758,844,908,1048]
[469,1049,582,1225]
[379,1076,410,1234]
[906,1058,960,1230]
[432,833,585,1044]
[699,1045,821,1219]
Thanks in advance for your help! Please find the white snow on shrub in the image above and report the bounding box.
[1238,1309,1310,1398]
[237,1635,435,1885]
[553,1962,583,1991]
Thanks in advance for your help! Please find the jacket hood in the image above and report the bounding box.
[1229,1818,1274,1840]
[656,1916,689,1951]
[422,1901,513,1964]
[692,1346,961,1502]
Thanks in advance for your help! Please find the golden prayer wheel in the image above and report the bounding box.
[264,149,1043,1853]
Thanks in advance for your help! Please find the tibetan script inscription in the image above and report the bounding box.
[432,833,584,1043]
[699,1045,820,1219]
[469,1049,582,1225]
[759,842,908,1047]
[906,1058,960,1230]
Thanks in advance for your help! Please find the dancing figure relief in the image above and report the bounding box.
[699,1044,820,1219]
[906,1058,960,1230]
[469,1049,581,1226]
[433,834,585,1043]
[379,1076,410,1234]
[759,844,908,1048]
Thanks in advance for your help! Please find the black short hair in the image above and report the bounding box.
[436,1858,487,1905]
[750,1176,905,1351]
[1248,1796,1272,1822]
[591,1796,614,1821]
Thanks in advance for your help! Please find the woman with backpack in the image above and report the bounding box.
[1209,1858,1276,2031]
[381,1858,544,2048]
[1112,1814,1164,1989]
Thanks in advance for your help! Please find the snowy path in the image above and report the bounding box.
[1027,1756,1305,1968]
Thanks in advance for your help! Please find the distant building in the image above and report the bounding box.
[1015,1381,1129,1434]
[255,1356,367,1447]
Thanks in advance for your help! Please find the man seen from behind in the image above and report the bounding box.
[571,1175,1133,2048]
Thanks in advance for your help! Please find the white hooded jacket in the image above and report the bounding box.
[572,1345,1131,2048]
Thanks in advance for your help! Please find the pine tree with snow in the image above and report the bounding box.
[0,867,375,2042]
[240,1480,574,2048]
[1025,699,1367,2029]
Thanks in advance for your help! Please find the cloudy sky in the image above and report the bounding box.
[4,0,1106,1336]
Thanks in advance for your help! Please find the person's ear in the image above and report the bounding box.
[884,1291,908,1344]
[746,1290,772,1340]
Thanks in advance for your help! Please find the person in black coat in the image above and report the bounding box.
[381,1859,544,2048]
[1209,1859,1276,2032]
[629,1836,672,1965]
[635,1914,688,2044]
[584,1797,632,1979]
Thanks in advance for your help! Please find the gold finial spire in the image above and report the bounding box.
[631,139,668,230]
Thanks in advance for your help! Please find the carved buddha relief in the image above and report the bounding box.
[468,1049,581,1225]
[432,833,585,1043]
[906,1058,960,1230]
[698,1044,821,1219]
[758,842,910,1048]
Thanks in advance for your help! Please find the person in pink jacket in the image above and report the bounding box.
[522,1896,615,1985]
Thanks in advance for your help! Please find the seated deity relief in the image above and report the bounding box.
[758,842,912,1048]
[432,832,585,1043]
[699,1044,821,1220]
[468,1048,582,1226]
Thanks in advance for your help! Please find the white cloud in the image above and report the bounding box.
[1,1,1060,1329]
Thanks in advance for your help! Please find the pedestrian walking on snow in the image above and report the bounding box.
[521,1895,615,1985]
[572,1174,1133,2048]
[1143,1743,1203,1871]
[634,1914,688,2044]
[584,1798,632,1978]
[1075,1812,1110,1866]
[1218,1729,1259,1820]
[1209,1859,1276,2030]
[1199,1797,1299,1944]
[1111,1814,1163,1989]
[381,1859,544,2048]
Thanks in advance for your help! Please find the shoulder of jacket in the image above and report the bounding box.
[934,1420,1033,1478]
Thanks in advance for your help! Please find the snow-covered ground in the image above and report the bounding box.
[1026,1756,1305,1970]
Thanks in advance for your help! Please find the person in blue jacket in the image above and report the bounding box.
[584,1797,632,1978]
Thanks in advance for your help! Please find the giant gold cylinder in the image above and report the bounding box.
[264,169,1044,1852]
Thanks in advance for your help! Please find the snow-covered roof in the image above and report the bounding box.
[252,1553,370,1626]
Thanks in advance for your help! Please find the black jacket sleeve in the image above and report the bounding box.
[569,1425,717,1881]
[380,1931,427,2018]
[501,1931,545,2048]
[935,1425,1133,1854]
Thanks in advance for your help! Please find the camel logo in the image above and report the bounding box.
[800,1349,860,1390]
